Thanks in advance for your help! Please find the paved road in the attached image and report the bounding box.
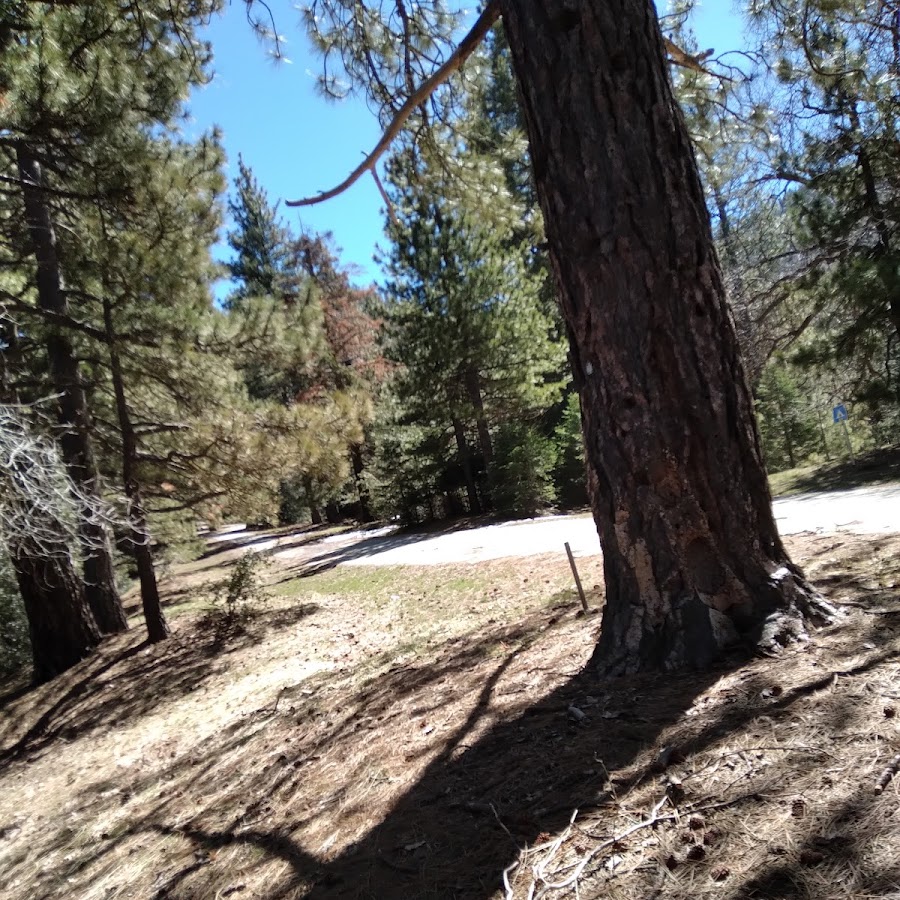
[264,484,900,569]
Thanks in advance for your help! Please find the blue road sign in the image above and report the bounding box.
[833,404,849,423]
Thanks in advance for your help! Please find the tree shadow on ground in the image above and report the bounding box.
[201,516,500,572]
[774,445,900,496]
[271,533,447,581]
[801,534,900,612]
[0,600,318,767]
[199,523,369,563]
[123,633,752,896]
[134,601,900,899]
[269,515,553,583]
[6,534,900,900]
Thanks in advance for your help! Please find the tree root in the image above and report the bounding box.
[754,571,844,656]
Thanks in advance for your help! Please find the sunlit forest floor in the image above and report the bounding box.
[2,528,900,899]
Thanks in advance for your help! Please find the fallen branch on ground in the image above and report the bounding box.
[875,752,900,794]
[501,798,671,899]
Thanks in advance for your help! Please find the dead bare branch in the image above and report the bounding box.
[286,0,501,208]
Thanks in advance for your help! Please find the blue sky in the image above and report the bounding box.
[189,3,746,289]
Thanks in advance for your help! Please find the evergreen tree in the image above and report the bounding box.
[492,421,557,517]
[226,156,296,308]
[276,0,833,672]
[379,144,563,515]
[0,0,310,651]
[552,392,589,509]
[755,359,820,471]
[292,231,385,521]
[748,0,900,379]
[224,162,376,524]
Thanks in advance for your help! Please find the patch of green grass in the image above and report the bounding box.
[281,567,401,596]
[545,588,578,607]
[168,596,213,617]
[276,566,492,602]
[768,445,900,497]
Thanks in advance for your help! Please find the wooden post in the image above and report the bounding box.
[565,542,588,611]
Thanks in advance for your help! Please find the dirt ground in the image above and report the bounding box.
[1,529,899,900]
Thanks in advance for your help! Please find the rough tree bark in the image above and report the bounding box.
[16,144,128,635]
[499,0,832,673]
[11,543,101,683]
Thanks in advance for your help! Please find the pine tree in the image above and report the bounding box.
[0,0,269,650]
[226,156,296,308]
[292,231,385,521]
[224,162,375,524]
[13,146,128,634]
[279,0,834,672]
[748,0,900,377]
[0,0,141,632]
[379,142,564,515]
[755,359,820,471]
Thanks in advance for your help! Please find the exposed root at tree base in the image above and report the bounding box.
[754,574,845,657]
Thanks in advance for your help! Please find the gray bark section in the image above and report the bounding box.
[500,0,827,672]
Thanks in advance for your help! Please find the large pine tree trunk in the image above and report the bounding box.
[16,144,128,635]
[500,0,830,673]
[11,542,101,683]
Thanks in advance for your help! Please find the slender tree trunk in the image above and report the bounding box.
[102,296,169,643]
[464,365,494,468]
[304,475,323,525]
[774,391,796,469]
[500,0,829,673]
[16,144,127,635]
[711,183,763,385]
[452,416,482,515]
[350,443,373,522]
[464,364,494,509]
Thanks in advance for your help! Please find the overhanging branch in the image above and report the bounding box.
[286,0,501,208]
[662,37,717,75]
[287,6,720,209]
